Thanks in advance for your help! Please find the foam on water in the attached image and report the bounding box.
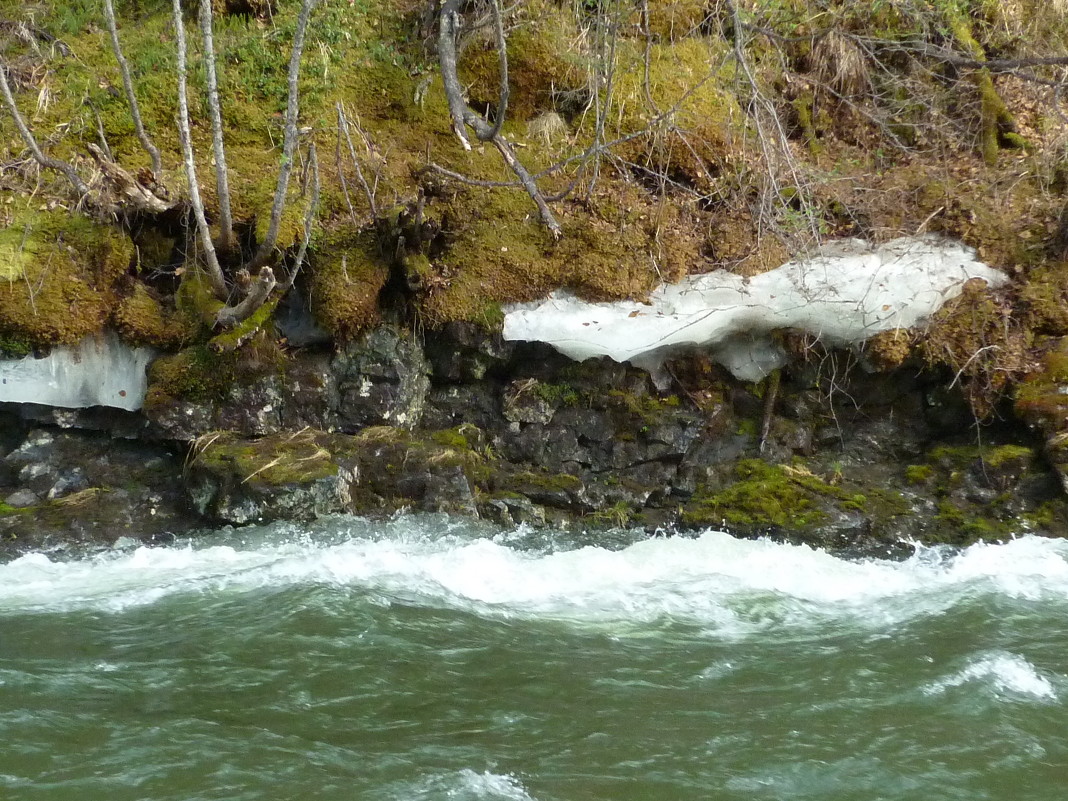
[924,651,1059,701]
[393,770,538,801]
[2,520,1067,633]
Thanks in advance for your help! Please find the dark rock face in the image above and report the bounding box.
[3,323,1067,559]
[0,426,192,557]
[332,327,430,431]
[144,325,431,440]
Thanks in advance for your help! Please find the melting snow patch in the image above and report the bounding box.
[503,235,1005,380]
[0,332,155,411]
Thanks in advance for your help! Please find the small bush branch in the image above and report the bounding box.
[337,101,377,218]
[199,0,235,251]
[280,142,320,293]
[250,0,319,269]
[172,0,227,300]
[0,60,88,197]
[102,0,162,176]
[436,0,561,238]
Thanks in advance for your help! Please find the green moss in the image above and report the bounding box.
[0,209,133,347]
[0,334,32,358]
[934,499,1011,542]
[431,427,473,451]
[905,464,934,485]
[112,283,190,348]
[586,501,636,528]
[507,470,584,494]
[605,389,682,424]
[981,444,1034,469]
[145,346,233,406]
[534,382,581,407]
[683,459,828,529]
[309,231,387,341]
[176,274,226,331]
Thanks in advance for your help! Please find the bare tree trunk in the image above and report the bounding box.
[199,0,234,252]
[280,142,321,292]
[215,266,277,327]
[102,0,162,177]
[436,0,561,238]
[172,0,227,300]
[250,0,319,269]
[0,61,88,197]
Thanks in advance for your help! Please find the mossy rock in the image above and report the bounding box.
[0,209,133,347]
[683,459,832,530]
[112,283,191,348]
[309,231,388,341]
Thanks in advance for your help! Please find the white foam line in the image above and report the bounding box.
[1,526,1067,630]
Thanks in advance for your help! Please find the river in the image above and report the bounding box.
[1,516,1066,800]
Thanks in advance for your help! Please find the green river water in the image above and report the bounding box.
[1,515,1066,800]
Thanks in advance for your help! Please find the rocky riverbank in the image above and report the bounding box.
[3,321,1067,560]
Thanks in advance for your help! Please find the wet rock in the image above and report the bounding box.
[145,397,215,441]
[502,380,556,425]
[279,352,337,430]
[423,384,504,431]
[4,488,38,508]
[425,321,514,382]
[0,428,192,557]
[213,374,284,437]
[332,326,430,431]
[478,494,547,527]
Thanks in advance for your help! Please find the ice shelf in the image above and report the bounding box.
[502,235,1006,381]
[0,332,156,411]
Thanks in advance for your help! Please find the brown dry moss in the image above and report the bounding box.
[920,277,1031,417]
[865,328,913,370]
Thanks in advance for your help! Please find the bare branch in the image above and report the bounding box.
[0,61,88,197]
[438,0,472,150]
[485,0,508,141]
[337,101,377,217]
[172,0,227,300]
[102,0,162,176]
[250,0,320,269]
[199,0,235,252]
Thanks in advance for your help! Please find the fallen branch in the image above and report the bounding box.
[216,266,277,328]
[87,143,173,213]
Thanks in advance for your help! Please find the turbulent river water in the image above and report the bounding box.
[1,516,1066,801]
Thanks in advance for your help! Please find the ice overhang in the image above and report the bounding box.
[502,235,1007,381]
[0,332,156,411]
